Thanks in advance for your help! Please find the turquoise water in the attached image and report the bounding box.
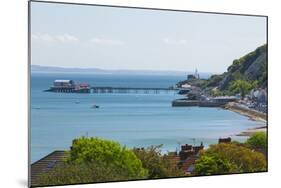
[30,73,265,162]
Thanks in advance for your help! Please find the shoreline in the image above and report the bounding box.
[224,102,267,137]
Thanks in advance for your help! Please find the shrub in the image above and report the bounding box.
[194,155,236,176]
[229,79,257,99]
[38,137,148,186]
[133,145,184,178]
[69,137,147,179]
[38,160,145,186]
[194,143,267,175]
[246,132,267,149]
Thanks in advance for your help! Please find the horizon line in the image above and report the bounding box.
[31,64,221,74]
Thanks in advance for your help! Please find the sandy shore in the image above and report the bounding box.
[224,102,267,137]
[235,126,267,136]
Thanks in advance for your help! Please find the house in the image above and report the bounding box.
[166,143,204,175]
[187,68,200,80]
[218,137,231,144]
[250,88,267,104]
[45,80,91,93]
[211,96,238,104]
[75,83,91,93]
[53,80,75,88]
[30,151,68,187]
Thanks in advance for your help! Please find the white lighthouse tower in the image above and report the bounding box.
[194,68,200,79]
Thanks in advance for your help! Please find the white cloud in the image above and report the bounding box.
[163,38,187,45]
[32,33,79,43]
[91,38,124,46]
[55,33,79,42]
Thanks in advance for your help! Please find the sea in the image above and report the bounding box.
[30,72,265,163]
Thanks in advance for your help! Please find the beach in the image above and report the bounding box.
[225,102,267,136]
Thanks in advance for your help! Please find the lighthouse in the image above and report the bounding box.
[194,68,200,79]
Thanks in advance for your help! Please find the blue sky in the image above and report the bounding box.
[31,2,266,73]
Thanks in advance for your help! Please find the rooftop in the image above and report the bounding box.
[54,79,73,82]
[30,150,68,187]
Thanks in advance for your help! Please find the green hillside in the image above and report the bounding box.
[177,44,267,96]
[203,44,267,95]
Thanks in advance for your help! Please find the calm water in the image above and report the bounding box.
[31,73,265,162]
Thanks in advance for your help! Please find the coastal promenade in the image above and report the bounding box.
[172,96,237,107]
[224,102,267,136]
[224,102,267,121]
[171,99,226,107]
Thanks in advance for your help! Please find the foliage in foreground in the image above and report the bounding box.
[69,137,147,178]
[38,161,133,185]
[194,143,267,176]
[38,137,147,186]
[38,136,268,186]
[133,145,184,178]
[246,132,267,149]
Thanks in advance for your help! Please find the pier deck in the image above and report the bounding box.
[90,86,178,94]
[45,86,178,94]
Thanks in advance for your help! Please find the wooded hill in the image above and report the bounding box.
[178,44,268,95]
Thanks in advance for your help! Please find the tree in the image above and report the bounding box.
[194,155,235,176]
[133,145,184,178]
[38,137,148,186]
[38,159,145,186]
[229,79,257,99]
[69,137,147,179]
[194,143,267,175]
[246,132,267,149]
[210,88,223,97]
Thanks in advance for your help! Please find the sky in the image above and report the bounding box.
[30,2,267,73]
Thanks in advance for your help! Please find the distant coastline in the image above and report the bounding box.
[31,65,214,78]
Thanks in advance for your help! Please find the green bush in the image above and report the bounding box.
[229,79,257,98]
[133,145,184,178]
[246,132,267,149]
[38,160,146,186]
[38,137,148,186]
[194,155,236,176]
[194,143,267,175]
[69,137,147,178]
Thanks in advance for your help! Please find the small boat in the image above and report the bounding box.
[75,100,80,104]
[91,105,99,108]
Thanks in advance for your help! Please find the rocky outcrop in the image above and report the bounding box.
[244,52,266,81]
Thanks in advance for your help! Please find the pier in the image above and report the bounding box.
[44,80,178,94]
[90,86,178,94]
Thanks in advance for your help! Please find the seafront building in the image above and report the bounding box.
[45,80,91,93]
[186,68,200,80]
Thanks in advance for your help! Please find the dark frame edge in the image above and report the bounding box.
[29,0,267,18]
[266,16,269,172]
[28,1,32,188]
